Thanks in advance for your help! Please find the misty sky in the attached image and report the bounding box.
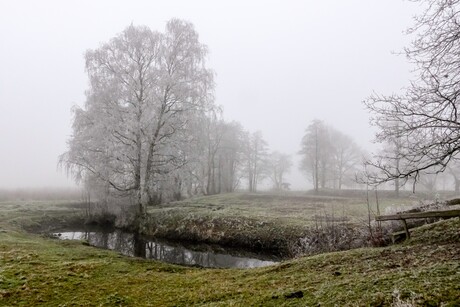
[0,0,421,189]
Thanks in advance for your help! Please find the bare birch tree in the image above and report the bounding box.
[60,20,214,219]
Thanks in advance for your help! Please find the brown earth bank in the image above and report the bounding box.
[142,213,367,258]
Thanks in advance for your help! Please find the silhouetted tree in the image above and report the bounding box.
[364,0,460,188]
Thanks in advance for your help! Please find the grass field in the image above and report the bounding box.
[150,191,422,225]
[0,197,459,306]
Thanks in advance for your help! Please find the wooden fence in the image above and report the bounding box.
[375,209,460,240]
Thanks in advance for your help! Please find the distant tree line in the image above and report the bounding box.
[298,119,366,192]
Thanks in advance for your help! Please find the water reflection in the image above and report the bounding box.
[55,229,276,268]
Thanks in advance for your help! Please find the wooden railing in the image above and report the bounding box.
[375,209,460,240]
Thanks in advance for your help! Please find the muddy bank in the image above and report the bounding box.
[25,213,299,258]
[142,214,296,258]
[19,203,368,259]
[142,212,367,258]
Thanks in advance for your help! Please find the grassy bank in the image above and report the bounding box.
[0,204,459,305]
[1,196,459,305]
[144,193,420,257]
[1,193,430,258]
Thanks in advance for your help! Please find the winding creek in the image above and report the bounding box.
[53,228,278,269]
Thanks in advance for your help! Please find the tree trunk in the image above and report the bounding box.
[217,156,222,194]
[133,232,146,258]
[395,177,400,198]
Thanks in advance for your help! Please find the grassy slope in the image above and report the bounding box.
[1,197,459,306]
[144,193,419,257]
[147,192,432,232]
[149,192,401,226]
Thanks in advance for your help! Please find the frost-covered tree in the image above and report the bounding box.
[60,20,214,217]
[300,120,364,191]
[328,129,364,190]
[243,131,268,192]
[214,121,246,193]
[203,111,226,195]
[180,110,246,196]
[299,120,330,192]
[267,151,292,191]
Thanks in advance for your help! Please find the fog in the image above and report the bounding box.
[0,0,420,190]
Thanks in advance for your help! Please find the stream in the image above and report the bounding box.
[53,228,277,269]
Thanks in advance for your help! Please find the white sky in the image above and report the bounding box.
[0,0,421,189]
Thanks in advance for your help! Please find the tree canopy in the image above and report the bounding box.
[60,20,214,213]
[364,0,460,188]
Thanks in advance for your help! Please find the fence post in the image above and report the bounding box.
[401,219,410,239]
